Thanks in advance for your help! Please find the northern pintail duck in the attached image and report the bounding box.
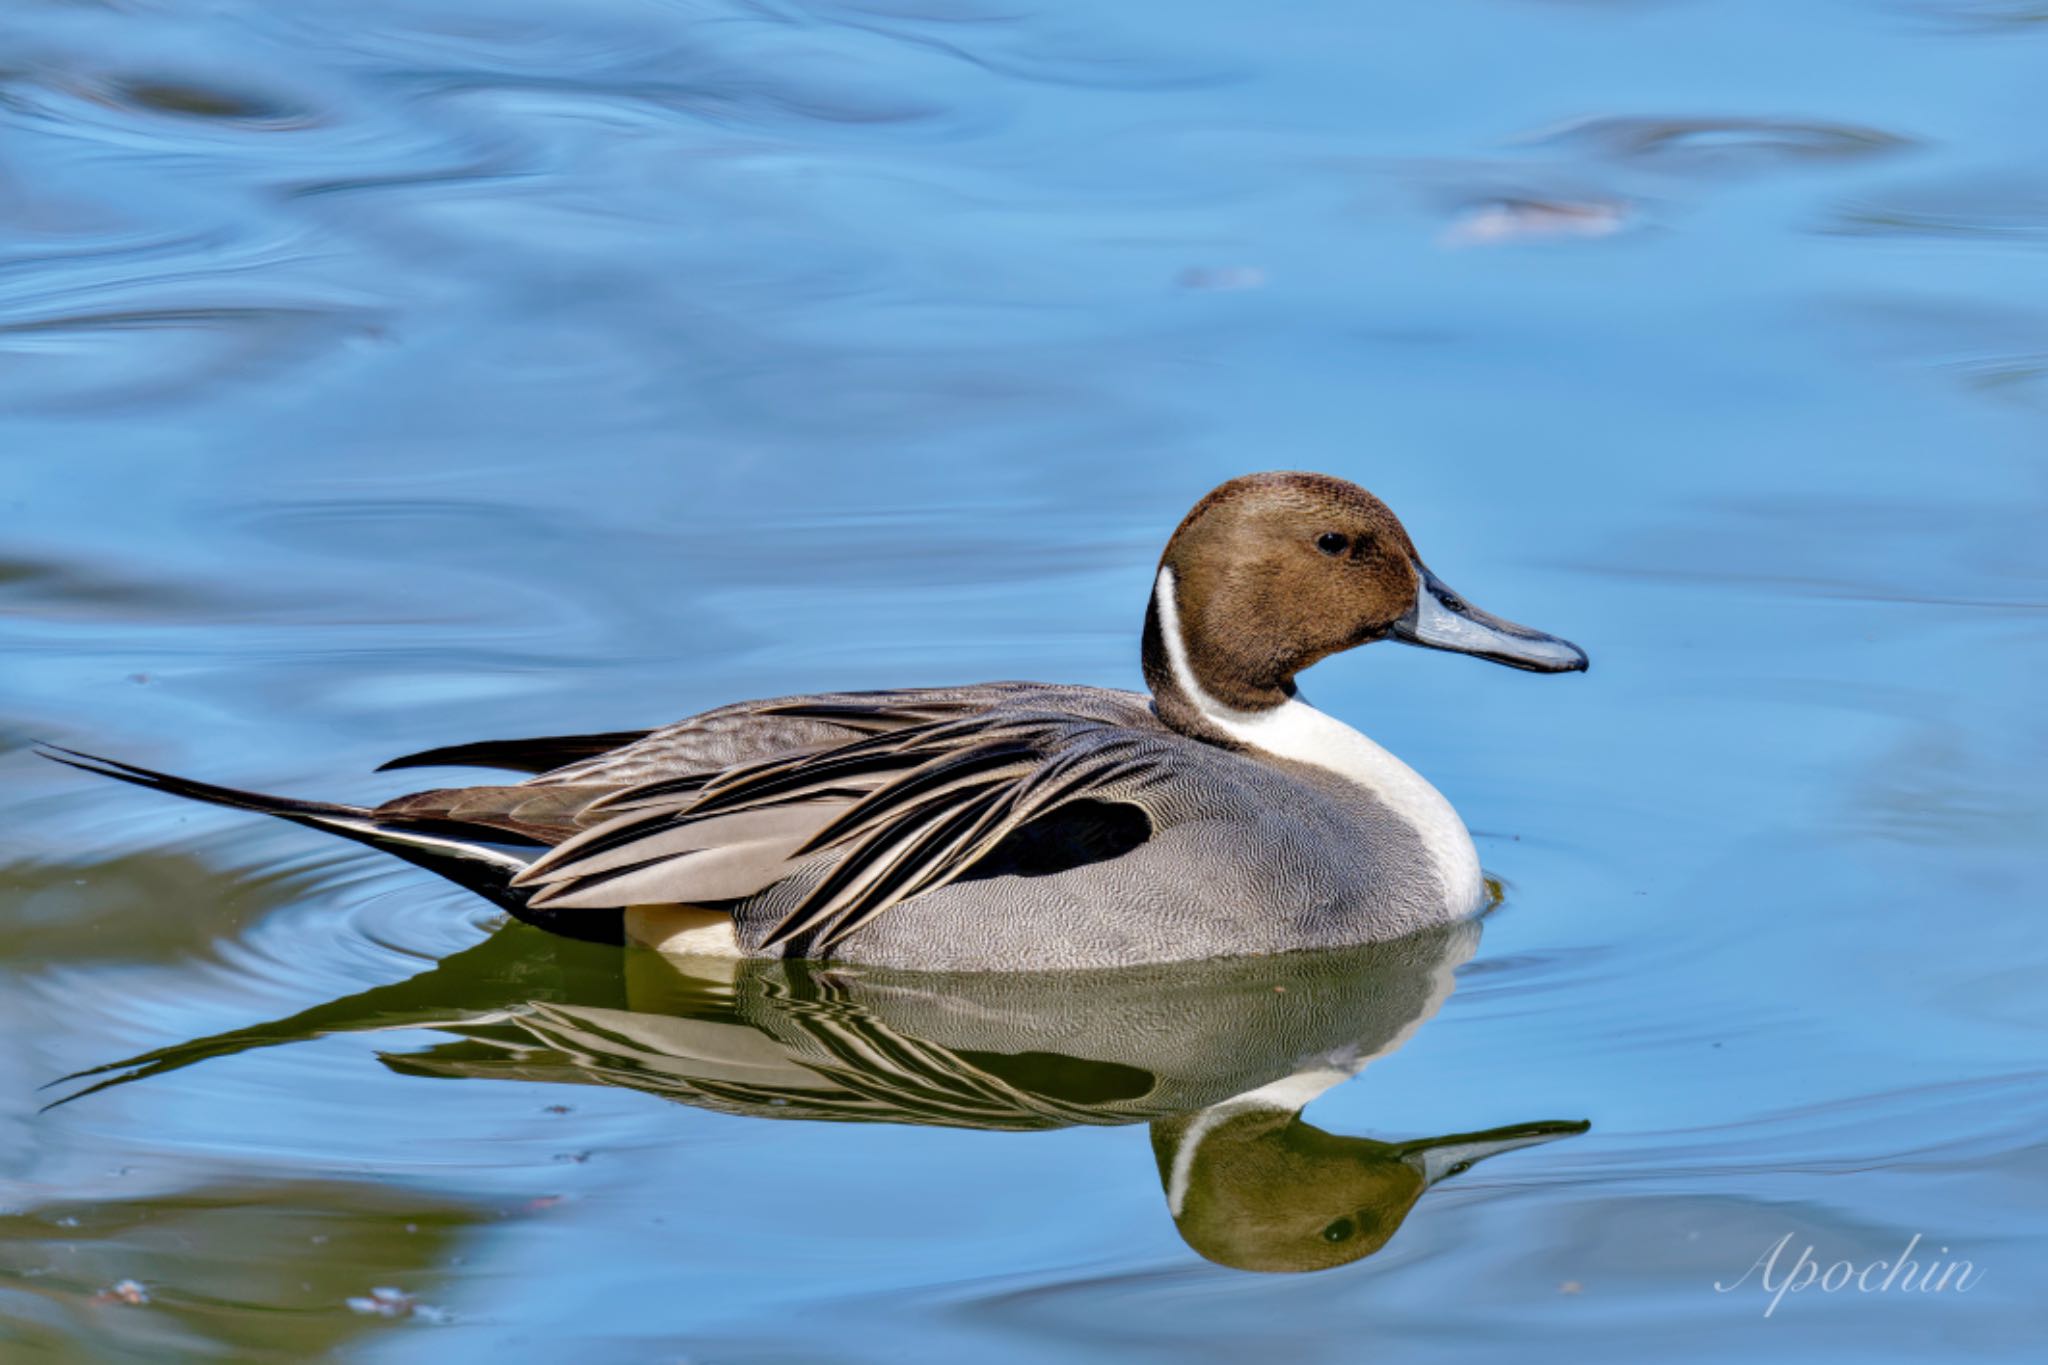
[44,471,1586,969]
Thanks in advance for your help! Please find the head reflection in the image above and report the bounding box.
[1155,1109,1583,1273]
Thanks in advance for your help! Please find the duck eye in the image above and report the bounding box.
[1315,531,1349,557]
[1321,1217,1356,1243]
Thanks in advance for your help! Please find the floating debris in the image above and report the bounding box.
[346,1286,451,1322]
[1440,197,1631,247]
[94,1279,149,1306]
[347,1287,415,1318]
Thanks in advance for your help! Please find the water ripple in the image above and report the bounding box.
[1520,114,1911,172]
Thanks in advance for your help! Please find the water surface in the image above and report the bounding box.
[3,0,2046,1360]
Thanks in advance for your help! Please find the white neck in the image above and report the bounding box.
[1153,567,1483,914]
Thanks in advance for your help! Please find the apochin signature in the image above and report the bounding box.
[1717,1233,1983,1317]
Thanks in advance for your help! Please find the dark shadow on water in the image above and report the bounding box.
[47,917,1587,1275]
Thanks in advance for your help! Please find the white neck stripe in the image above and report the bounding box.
[1153,564,1280,728]
[1152,567,1484,915]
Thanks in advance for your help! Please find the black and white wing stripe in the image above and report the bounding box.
[511,711,1175,954]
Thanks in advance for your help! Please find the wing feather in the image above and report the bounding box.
[511,709,1171,951]
[375,731,651,774]
[532,803,843,882]
[534,834,824,908]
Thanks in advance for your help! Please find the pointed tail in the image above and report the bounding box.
[36,745,621,944]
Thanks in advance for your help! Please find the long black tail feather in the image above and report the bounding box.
[36,745,622,945]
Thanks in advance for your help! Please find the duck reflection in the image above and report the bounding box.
[53,917,1585,1274]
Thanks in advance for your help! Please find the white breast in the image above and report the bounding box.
[1153,568,1484,914]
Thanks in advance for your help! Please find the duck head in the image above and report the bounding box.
[1143,472,1586,736]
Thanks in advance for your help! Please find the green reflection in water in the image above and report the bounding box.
[0,1182,481,1361]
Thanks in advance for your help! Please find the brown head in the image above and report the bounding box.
[1142,472,1585,738]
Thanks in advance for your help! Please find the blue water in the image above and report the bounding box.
[4,0,2046,1359]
